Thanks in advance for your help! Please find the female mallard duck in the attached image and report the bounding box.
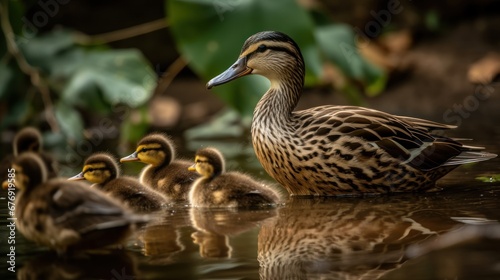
[0,127,58,182]
[6,152,146,254]
[120,133,199,203]
[69,152,169,212]
[187,147,282,208]
[206,31,497,196]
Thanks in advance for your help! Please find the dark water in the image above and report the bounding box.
[1,126,499,279]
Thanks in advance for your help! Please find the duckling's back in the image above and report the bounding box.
[17,178,144,252]
[95,176,169,213]
[190,172,281,208]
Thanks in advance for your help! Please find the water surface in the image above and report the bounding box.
[1,125,499,280]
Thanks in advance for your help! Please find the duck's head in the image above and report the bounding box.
[13,127,43,156]
[120,133,175,167]
[206,31,304,89]
[69,153,119,184]
[3,152,47,191]
[188,147,225,179]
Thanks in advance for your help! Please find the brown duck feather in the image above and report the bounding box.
[207,31,496,196]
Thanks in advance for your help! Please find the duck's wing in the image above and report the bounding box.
[294,106,496,171]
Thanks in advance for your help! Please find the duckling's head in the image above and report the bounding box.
[13,127,43,156]
[207,31,304,89]
[69,153,119,184]
[120,133,175,167]
[188,147,226,179]
[7,152,47,191]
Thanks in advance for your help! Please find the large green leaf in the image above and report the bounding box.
[19,29,76,72]
[167,0,323,116]
[60,49,156,109]
[315,24,386,96]
[19,29,156,110]
[54,101,85,142]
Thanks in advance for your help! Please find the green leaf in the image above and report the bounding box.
[315,24,386,95]
[54,102,85,142]
[18,29,156,110]
[167,0,323,116]
[60,49,156,109]
[184,108,246,140]
[19,29,76,72]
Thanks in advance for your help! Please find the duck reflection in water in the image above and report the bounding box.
[258,196,496,279]
[190,207,277,259]
[17,250,138,280]
[137,208,191,264]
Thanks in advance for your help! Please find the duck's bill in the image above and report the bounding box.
[187,164,196,171]
[120,152,139,163]
[68,172,85,181]
[207,57,252,89]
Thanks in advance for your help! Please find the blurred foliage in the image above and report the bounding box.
[167,0,386,117]
[476,174,500,183]
[0,1,156,147]
[167,0,323,116]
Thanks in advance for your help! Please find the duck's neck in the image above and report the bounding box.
[253,71,304,127]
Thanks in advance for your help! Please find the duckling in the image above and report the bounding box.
[207,31,497,196]
[120,133,199,203]
[187,147,282,208]
[69,152,169,213]
[7,152,146,254]
[0,127,58,183]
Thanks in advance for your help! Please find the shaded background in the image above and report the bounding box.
[1,0,499,168]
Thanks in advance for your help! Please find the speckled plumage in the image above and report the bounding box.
[71,153,169,212]
[188,147,282,208]
[207,31,497,196]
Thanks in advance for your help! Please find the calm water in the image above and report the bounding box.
[1,125,499,279]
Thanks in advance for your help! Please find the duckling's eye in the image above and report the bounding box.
[257,44,267,52]
[87,168,94,172]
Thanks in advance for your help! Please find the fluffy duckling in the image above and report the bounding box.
[1,127,58,183]
[6,152,146,254]
[69,153,169,213]
[120,133,199,203]
[188,147,282,208]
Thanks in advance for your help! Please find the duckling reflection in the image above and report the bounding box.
[17,250,138,280]
[192,230,231,258]
[137,208,191,264]
[258,196,492,279]
[190,207,277,259]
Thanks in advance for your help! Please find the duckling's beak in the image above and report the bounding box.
[188,164,196,172]
[207,57,252,89]
[68,172,85,181]
[2,180,10,190]
[120,152,139,162]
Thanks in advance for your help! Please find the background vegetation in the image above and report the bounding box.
[1,0,499,169]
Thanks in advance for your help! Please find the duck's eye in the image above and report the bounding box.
[140,148,147,153]
[87,168,94,172]
[257,44,267,52]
